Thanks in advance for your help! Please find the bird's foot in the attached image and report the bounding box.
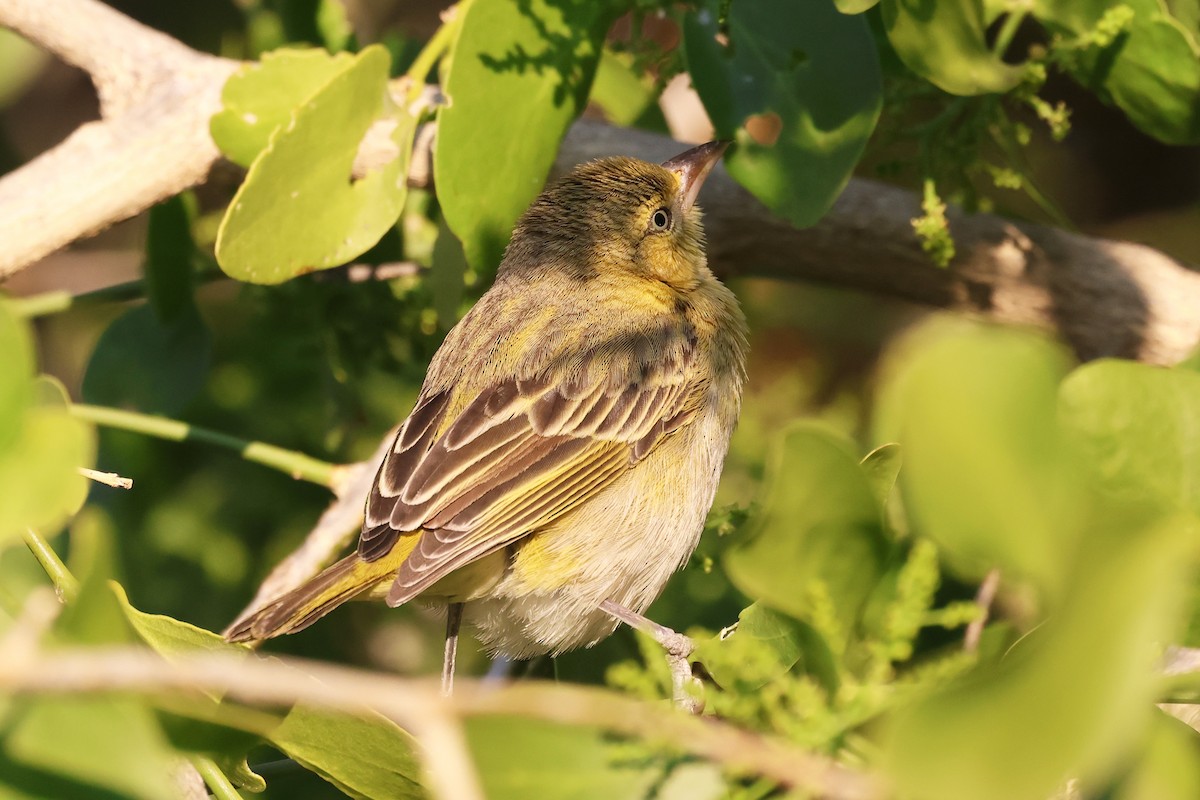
[600,599,703,714]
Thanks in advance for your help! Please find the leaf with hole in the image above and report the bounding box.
[685,0,882,227]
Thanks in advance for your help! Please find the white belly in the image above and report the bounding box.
[462,410,731,659]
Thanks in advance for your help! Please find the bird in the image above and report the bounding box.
[225,141,748,692]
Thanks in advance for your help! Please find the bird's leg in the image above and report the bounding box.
[600,599,702,714]
[442,602,464,696]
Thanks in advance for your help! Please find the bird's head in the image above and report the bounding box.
[501,142,729,292]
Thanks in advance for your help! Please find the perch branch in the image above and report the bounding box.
[0,643,884,800]
[2,0,1198,365]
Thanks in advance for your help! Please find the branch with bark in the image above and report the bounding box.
[0,591,883,800]
[1,0,1197,364]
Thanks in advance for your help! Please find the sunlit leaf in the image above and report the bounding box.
[685,0,882,227]
[725,423,888,649]
[435,0,613,270]
[880,0,1025,95]
[216,45,415,284]
[210,47,355,167]
[0,410,93,546]
[0,298,33,448]
[589,48,668,131]
[1115,715,1200,800]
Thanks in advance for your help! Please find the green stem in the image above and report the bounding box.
[404,0,468,104]
[21,529,79,603]
[193,756,243,800]
[69,404,339,489]
[6,291,73,319]
[6,269,226,320]
[992,9,1028,59]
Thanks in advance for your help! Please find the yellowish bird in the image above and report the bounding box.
[226,142,748,687]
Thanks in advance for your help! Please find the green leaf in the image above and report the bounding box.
[886,512,1195,800]
[6,520,180,800]
[695,603,838,693]
[1116,714,1200,800]
[589,48,668,131]
[0,297,34,449]
[1035,0,1200,144]
[860,442,902,528]
[5,698,180,800]
[216,45,415,284]
[0,410,93,546]
[835,0,882,11]
[724,423,888,650]
[1059,360,1200,516]
[874,319,1081,591]
[880,0,1025,95]
[82,304,211,416]
[114,587,426,800]
[685,0,882,227]
[270,707,425,800]
[435,0,613,270]
[210,47,355,168]
[144,193,198,322]
[0,29,47,108]
[466,716,658,800]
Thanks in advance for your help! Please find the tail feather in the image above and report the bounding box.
[224,553,398,643]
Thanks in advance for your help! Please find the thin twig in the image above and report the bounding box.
[964,568,1001,654]
[70,404,339,488]
[78,467,133,489]
[0,645,884,800]
[190,755,242,800]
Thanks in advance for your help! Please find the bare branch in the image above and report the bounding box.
[0,644,884,800]
[3,0,1198,366]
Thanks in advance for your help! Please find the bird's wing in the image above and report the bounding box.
[359,334,705,606]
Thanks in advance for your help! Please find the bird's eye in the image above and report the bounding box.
[650,208,672,231]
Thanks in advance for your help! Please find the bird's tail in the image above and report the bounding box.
[224,550,403,643]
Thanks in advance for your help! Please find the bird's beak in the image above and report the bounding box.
[662,140,730,214]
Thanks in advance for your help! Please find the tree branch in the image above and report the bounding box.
[0,643,884,800]
[2,0,1198,365]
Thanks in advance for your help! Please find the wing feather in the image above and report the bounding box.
[359,322,703,606]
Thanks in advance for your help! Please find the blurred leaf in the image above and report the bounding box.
[82,304,211,416]
[1116,714,1200,800]
[466,716,657,800]
[835,0,882,11]
[6,698,180,800]
[655,762,725,800]
[0,410,94,546]
[1035,0,1200,144]
[725,423,888,649]
[860,442,902,521]
[886,512,1195,800]
[685,0,882,227]
[435,0,613,270]
[0,297,34,448]
[880,0,1025,95]
[1059,360,1200,517]
[115,587,425,799]
[589,48,668,130]
[316,0,354,52]
[216,45,414,284]
[874,319,1080,591]
[7,522,179,800]
[145,193,198,322]
[31,375,70,408]
[211,47,354,168]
